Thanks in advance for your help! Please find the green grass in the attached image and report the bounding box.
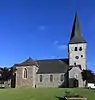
[0,88,94,100]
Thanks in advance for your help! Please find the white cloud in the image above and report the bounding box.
[54,40,59,45]
[58,44,67,50]
[54,40,67,50]
[38,26,46,30]
[50,56,56,59]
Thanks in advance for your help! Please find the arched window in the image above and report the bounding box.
[40,75,43,82]
[24,68,27,78]
[75,47,77,51]
[50,75,53,82]
[74,62,76,66]
[79,47,82,51]
[60,74,64,81]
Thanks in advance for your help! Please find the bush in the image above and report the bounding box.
[64,90,84,98]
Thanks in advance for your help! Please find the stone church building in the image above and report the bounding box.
[11,13,87,88]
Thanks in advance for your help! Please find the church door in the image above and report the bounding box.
[73,79,78,87]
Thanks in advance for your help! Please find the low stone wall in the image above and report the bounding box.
[67,98,87,100]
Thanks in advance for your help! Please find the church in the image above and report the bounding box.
[10,13,87,88]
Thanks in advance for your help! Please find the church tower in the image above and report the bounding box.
[68,13,87,70]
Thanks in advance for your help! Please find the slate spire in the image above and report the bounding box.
[69,12,86,44]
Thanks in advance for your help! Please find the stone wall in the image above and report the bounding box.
[69,67,84,87]
[36,73,65,88]
[15,66,33,88]
[15,65,38,88]
[69,43,87,70]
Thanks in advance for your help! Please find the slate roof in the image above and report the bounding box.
[69,12,86,44]
[36,58,69,74]
[14,58,69,74]
[13,57,38,67]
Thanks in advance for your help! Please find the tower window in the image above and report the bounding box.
[74,62,76,66]
[81,55,83,57]
[60,74,64,81]
[50,75,53,82]
[75,56,79,59]
[40,75,43,82]
[79,47,82,51]
[75,47,77,51]
[23,68,27,79]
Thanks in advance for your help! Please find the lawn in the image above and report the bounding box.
[0,88,94,100]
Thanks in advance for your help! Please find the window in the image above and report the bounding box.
[74,74,78,78]
[50,75,53,82]
[75,47,77,51]
[81,55,83,58]
[40,75,43,82]
[79,47,82,51]
[74,62,76,66]
[60,74,64,81]
[24,68,27,78]
[75,56,79,59]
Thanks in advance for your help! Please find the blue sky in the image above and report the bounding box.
[0,0,95,72]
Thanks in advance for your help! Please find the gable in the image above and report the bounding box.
[13,57,38,67]
[69,66,82,79]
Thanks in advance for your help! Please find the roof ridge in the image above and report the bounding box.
[36,58,68,61]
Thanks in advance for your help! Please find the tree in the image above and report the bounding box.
[1,67,16,81]
[2,67,9,81]
[0,68,3,83]
[0,67,17,88]
[81,69,95,87]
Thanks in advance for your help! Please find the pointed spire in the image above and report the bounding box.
[69,12,86,44]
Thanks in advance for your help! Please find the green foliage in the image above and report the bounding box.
[81,69,95,86]
[64,90,84,98]
[0,67,16,81]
